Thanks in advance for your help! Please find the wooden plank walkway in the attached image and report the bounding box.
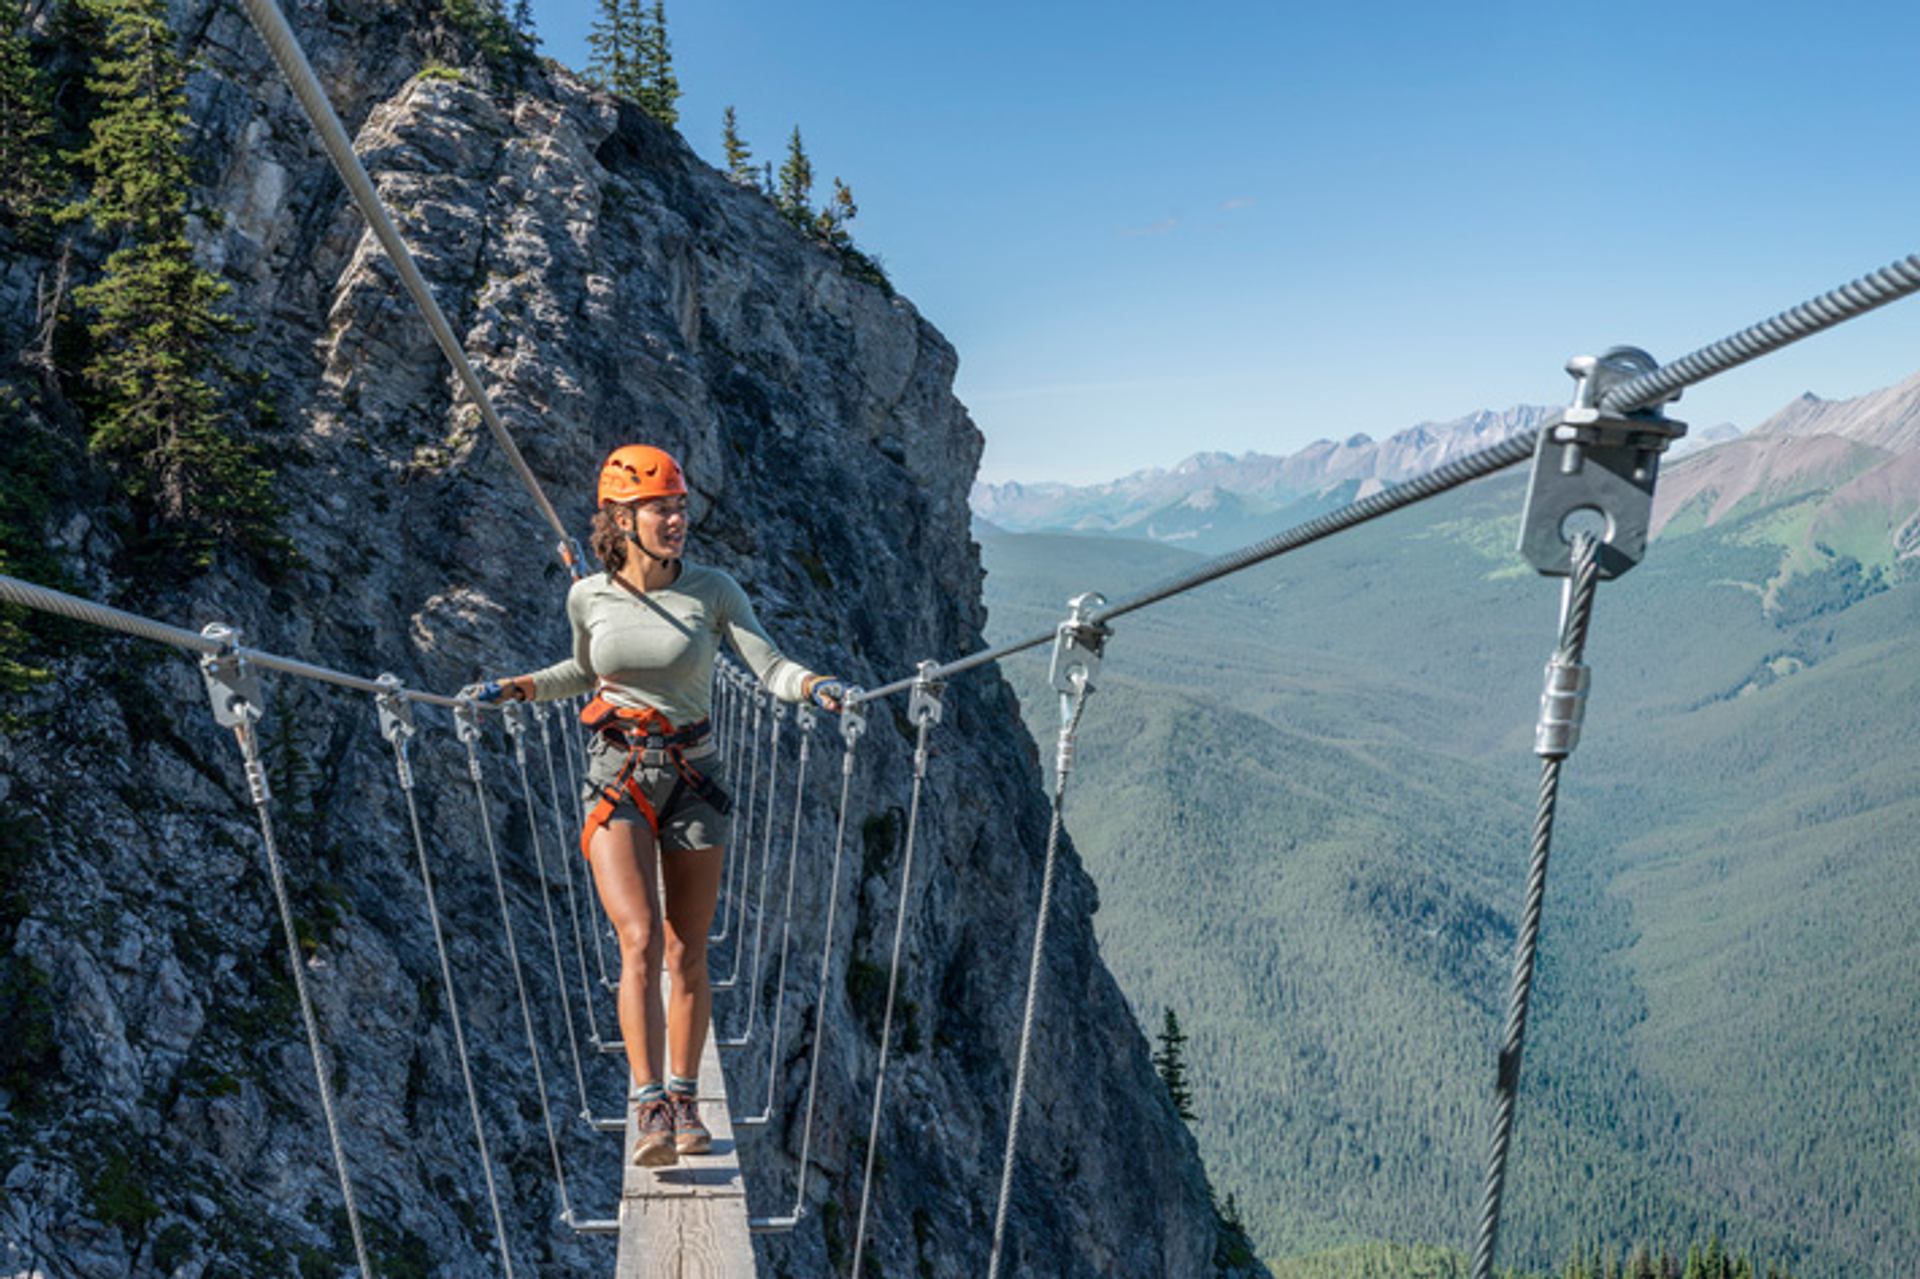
[613,993,757,1278]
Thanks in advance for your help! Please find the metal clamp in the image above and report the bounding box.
[1534,655,1591,758]
[199,624,264,731]
[770,697,788,724]
[1048,593,1108,779]
[908,661,945,729]
[375,674,417,790]
[1517,346,1688,579]
[795,703,816,735]
[500,700,529,765]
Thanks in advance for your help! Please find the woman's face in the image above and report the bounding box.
[625,495,688,560]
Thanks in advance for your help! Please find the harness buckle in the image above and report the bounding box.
[1517,346,1688,580]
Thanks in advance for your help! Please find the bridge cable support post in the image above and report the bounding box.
[201,628,378,1279]
[747,687,871,1234]
[720,695,788,1048]
[986,596,1107,1279]
[1473,348,1683,1279]
[848,664,943,1279]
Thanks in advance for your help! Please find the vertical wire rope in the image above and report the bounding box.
[529,707,599,1123]
[743,714,814,1119]
[712,675,743,942]
[1469,533,1601,1279]
[552,699,610,1037]
[386,731,516,1278]
[725,704,785,1043]
[849,712,936,1279]
[721,693,767,986]
[456,722,560,1252]
[497,721,577,1220]
[987,676,1092,1279]
[786,724,862,1212]
[231,717,376,1279]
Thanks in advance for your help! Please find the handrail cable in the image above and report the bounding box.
[232,0,579,568]
[720,698,786,1044]
[372,694,517,1277]
[201,642,377,1279]
[1600,252,1920,413]
[0,573,462,707]
[738,703,816,1125]
[711,667,744,943]
[455,702,572,1236]
[568,693,621,1003]
[849,668,944,1279]
[987,600,1104,1279]
[716,688,768,990]
[748,692,867,1232]
[528,704,622,1131]
[1469,533,1601,1279]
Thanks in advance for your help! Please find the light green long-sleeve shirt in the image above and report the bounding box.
[527,563,812,725]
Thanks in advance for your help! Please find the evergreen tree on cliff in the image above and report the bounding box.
[777,126,813,229]
[0,15,59,228]
[585,0,629,94]
[1153,1006,1197,1122]
[631,0,678,127]
[62,0,279,564]
[721,105,753,186]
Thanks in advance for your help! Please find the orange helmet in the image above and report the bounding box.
[598,445,688,507]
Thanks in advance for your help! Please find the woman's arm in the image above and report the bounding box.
[470,581,596,703]
[717,574,814,703]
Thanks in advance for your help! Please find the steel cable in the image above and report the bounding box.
[739,709,815,1124]
[383,728,517,1278]
[1601,253,1920,413]
[527,706,604,1127]
[722,702,785,1043]
[718,692,767,989]
[228,716,377,1279]
[987,673,1092,1279]
[1468,533,1600,1279]
[550,700,612,1046]
[712,673,744,943]
[849,708,938,1279]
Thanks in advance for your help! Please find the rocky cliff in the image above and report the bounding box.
[0,2,1255,1275]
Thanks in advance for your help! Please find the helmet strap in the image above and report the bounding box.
[623,527,678,568]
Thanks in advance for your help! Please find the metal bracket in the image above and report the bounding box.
[908,661,945,728]
[500,700,530,765]
[795,703,816,735]
[374,674,415,743]
[1517,346,1688,579]
[199,624,263,731]
[840,689,868,748]
[769,696,788,724]
[1049,592,1108,705]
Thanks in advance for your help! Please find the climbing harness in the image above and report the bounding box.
[987,596,1108,1279]
[200,632,377,1279]
[575,694,729,860]
[738,703,816,1125]
[1469,350,1686,1279]
[721,698,788,1047]
[849,663,944,1279]
[748,691,867,1233]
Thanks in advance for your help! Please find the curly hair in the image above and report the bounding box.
[590,506,629,574]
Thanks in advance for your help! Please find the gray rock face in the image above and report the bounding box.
[0,3,1257,1276]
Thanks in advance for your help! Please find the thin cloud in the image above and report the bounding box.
[1118,216,1179,238]
[1221,196,1256,211]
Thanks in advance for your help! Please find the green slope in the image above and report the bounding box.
[976,467,1920,1277]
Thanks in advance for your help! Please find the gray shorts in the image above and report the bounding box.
[581,736,729,854]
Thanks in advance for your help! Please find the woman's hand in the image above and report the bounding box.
[802,675,845,713]
[460,676,533,704]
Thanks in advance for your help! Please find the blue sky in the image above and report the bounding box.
[527,0,1920,483]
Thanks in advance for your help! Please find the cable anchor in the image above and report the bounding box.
[501,699,529,765]
[839,688,869,775]
[453,696,484,782]
[375,674,418,790]
[908,661,944,777]
[200,624,270,804]
[1517,346,1688,579]
[1047,592,1109,779]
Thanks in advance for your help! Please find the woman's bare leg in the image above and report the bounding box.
[660,844,725,1081]
[589,821,664,1089]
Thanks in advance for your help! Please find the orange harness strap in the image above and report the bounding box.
[576,694,725,859]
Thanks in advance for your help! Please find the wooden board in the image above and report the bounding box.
[613,983,756,1278]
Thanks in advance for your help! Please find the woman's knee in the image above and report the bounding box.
[615,918,662,968]
[664,933,707,981]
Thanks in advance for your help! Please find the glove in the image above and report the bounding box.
[461,677,531,705]
[803,675,845,713]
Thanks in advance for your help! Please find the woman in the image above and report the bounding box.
[468,444,843,1167]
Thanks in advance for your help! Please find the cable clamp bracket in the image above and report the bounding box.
[500,700,529,764]
[1518,346,1688,580]
[200,624,269,804]
[375,674,418,789]
[908,661,945,729]
[1534,654,1591,758]
[453,697,485,780]
[795,703,816,735]
[770,696,788,724]
[1048,592,1109,777]
[839,688,869,771]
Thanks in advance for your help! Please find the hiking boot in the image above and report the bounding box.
[632,1098,678,1167]
[670,1091,711,1155]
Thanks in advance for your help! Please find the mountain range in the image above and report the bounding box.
[973,405,1749,554]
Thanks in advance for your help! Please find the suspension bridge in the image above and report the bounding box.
[5,0,1919,1274]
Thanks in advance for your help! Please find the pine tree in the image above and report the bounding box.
[64,0,280,563]
[510,0,536,44]
[814,175,857,247]
[0,16,59,227]
[632,0,678,127]
[776,126,813,227]
[585,0,628,92]
[721,105,753,186]
[1152,1006,1197,1122]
